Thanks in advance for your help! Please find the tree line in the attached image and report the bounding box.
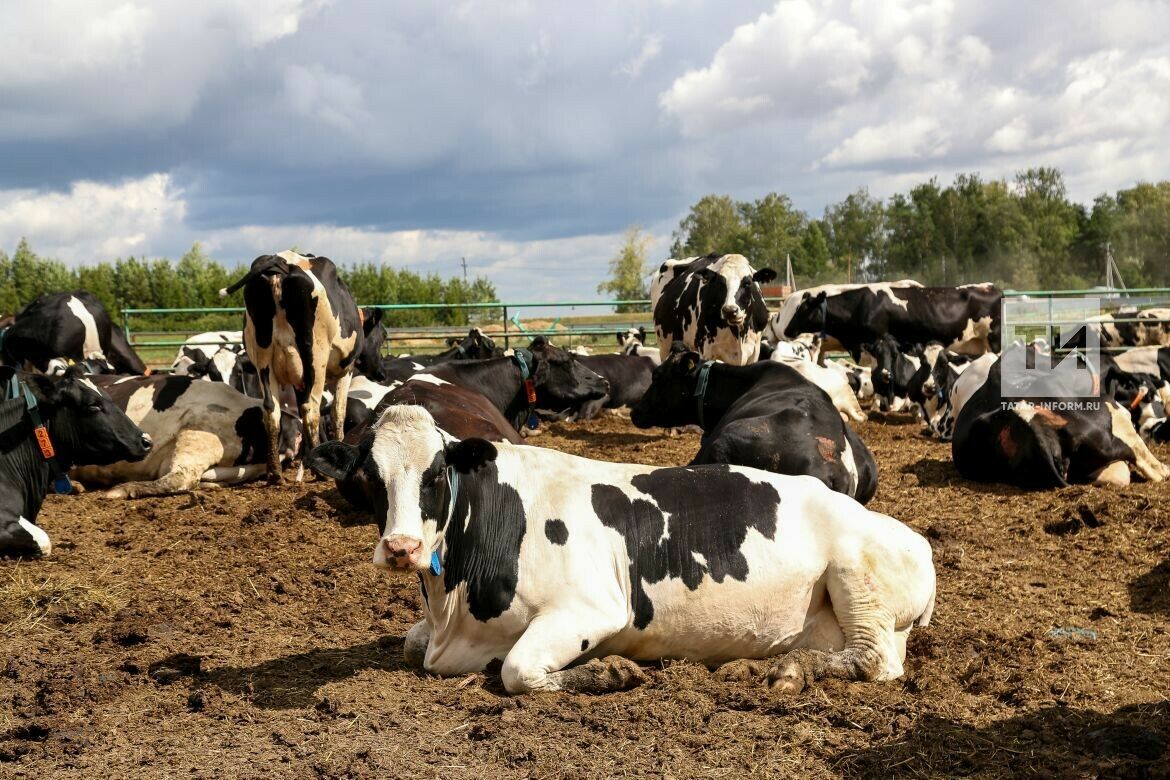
[0,241,498,332]
[667,168,1170,291]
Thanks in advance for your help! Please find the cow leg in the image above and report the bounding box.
[500,613,643,694]
[1108,402,1169,482]
[765,568,902,695]
[105,431,222,499]
[261,367,283,483]
[199,464,268,485]
[330,370,353,442]
[1091,461,1131,487]
[404,620,432,669]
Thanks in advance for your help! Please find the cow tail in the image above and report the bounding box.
[1023,415,1068,488]
[218,255,289,298]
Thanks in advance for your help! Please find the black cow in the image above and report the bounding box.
[0,291,148,375]
[630,348,878,503]
[952,347,1168,488]
[354,307,389,382]
[865,335,922,413]
[785,283,1002,360]
[650,254,776,365]
[221,251,364,480]
[380,328,503,382]
[0,366,152,557]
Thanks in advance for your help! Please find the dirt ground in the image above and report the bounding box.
[3,412,1170,778]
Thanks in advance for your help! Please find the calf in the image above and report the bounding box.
[784,282,1001,360]
[952,348,1168,488]
[1,366,151,556]
[308,406,933,694]
[72,375,301,498]
[650,254,776,364]
[0,291,147,374]
[221,251,363,480]
[632,349,877,503]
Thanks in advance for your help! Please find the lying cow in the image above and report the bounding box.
[381,328,503,382]
[172,331,246,383]
[307,405,934,694]
[617,327,660,364]
[952,347,1168,488]
[72,375,300,498]
[0,291,148,375]
[784,282,1001,360]
[221,251,364,480]
[536,350,654,422]
[651,254,776,364]
[1,366,152,556]
[769,351,867,423]
[632,348,878,503]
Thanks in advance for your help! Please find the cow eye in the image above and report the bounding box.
[85,402,103,414]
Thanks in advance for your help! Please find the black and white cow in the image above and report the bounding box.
[902,344,973,436]
[380,328,503,382]
[650,254,776,364]
[0,366,152,557]
[1094,308,1170,348]
[768,281,923,360]
[72,375,302,498]
[307,405,934,694]
[172,331,247,384]
[0,291,148,375]
[784,282,1002,360]
[617,327,660,365]
[768,350,868,423]
[631,348,878,503]
[354,307,389,381]
[952,347,1168,488]
[221,251,363,480]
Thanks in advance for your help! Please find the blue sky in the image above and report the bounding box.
[1,0,1168,299]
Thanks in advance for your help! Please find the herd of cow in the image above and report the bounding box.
[1,249,1168,696]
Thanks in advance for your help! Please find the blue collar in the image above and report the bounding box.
[6,375,71,494]
[430,467,460,576]
[511,348,534,381]
[693,360,715,428]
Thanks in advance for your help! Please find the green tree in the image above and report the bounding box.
[823,187,885,281]
[670,195,745,257]
[738,193,806,273]
[598,226,652,312]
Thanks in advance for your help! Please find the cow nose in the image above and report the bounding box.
[721,305,741,319]
[383,535,423,568]
[140,433,153,452]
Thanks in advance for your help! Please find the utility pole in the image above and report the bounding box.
[461,257,468,280]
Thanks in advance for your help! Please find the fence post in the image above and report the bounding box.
[502,305,509,349]
[122,309,131,342]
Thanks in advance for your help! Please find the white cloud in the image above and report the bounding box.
[822,116,949,167]
[616,34,663,78]
[0,174,186,261]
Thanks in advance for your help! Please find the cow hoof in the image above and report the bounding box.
[266,472,282,485]
[104,487,129,500]
[597,656,646,690]
[766,657,809,695]
[69,480,87,495]
[713,659,769,683]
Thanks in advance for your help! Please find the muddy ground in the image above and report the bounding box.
[2,413,1169,778]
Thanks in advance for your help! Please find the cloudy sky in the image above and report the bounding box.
[1,0,1167,300]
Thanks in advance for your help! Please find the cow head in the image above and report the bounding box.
[45,357,118,377]
[307,405,496,571]
[786,291,828,339]
[630,344,702,429]
[26,367,152,467]
[355,308,388,381]
[617,326,646,349]
[864,336,921,412]
[696,255,775,333]
[527,336,608,403]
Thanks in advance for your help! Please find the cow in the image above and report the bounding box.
[902,344,973,436]
[951,347,1169,488]
[782,282,1001,360]
[767,281,923,362]
[220,251,363,480]
[71,375,302,498]
[306,405,934,694]
[864,335,924,413]
[0,291,148,375]
[355,307,389,381]
[768,352,867,423]
[1112,308,1170,347]
[172,331,247,385]
[826,359,874,403]
[618,327,660,365]
[0,366,152,557]
[535,351,654,422]
[381,328,503,382]
[631,348,878,503]
[650,254,776,365]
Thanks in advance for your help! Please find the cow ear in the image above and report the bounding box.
[445,438,498,474]
[529,335,548,351]
[697,268,717,281]
[306,441,361,480]
[616,332,625,345]
[637,327,646,341]
[682,351,702,374]
[815,291,827,302]
[753,268,777,284]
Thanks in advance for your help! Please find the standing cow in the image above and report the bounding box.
[308,405,935,695]
[650,254,776,365]
[220,251,363,481]
[0,291,148,375]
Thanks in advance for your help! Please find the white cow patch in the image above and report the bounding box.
[409,374,451,387]
[18,517,51,556]
[1114,346,1162,377]
[65,296,103,359]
